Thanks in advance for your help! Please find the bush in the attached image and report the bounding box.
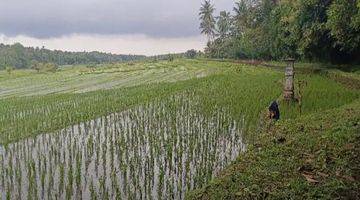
[5,66,14,74]
[32,62,58,73]
[185,49,198,59]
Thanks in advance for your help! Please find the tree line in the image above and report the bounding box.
[0,43,146,70]
[148,49,204,61]
[199,0,360,64]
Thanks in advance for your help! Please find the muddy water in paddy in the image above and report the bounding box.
[0,95,247,199]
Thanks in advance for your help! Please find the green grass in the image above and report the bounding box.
[185,63,360,200]
[187,99,360,199]
[281,74,359,119]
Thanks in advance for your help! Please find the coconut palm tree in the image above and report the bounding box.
[199,0,216,42]
[233,0,248,35]
[216,11,232,39]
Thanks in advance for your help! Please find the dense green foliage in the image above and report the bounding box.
[0,43,146,69]
[200,0,360,64]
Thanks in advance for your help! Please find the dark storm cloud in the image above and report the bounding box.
[0,0,234,38]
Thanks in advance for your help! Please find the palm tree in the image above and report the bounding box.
[216,11,232,38]
[199,0,216,42]
[233,0,248,35]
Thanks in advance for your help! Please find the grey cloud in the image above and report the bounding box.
[0,0,235,38]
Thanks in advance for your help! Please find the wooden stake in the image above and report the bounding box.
[284,58,295,101]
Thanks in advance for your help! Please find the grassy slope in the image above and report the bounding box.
[187,77,360,199]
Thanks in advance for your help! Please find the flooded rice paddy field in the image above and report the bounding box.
[0,94,247,199]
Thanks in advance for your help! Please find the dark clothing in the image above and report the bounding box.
[269,101,280,120]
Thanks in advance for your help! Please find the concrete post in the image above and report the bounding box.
[284,58,295,101]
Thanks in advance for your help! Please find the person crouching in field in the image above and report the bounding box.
[269,101,280,121]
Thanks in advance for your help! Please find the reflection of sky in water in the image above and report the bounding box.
[0,95,247,199]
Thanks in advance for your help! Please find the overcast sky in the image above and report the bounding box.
[0,0,234,55]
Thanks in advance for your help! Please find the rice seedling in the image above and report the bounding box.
[0,60,358,199]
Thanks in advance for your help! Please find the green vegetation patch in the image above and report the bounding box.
[187,99,360,200]
[281,74,359,119]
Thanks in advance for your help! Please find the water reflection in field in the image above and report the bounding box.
[0,95,246,199]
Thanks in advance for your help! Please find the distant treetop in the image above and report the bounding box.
[0,43,146,70]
